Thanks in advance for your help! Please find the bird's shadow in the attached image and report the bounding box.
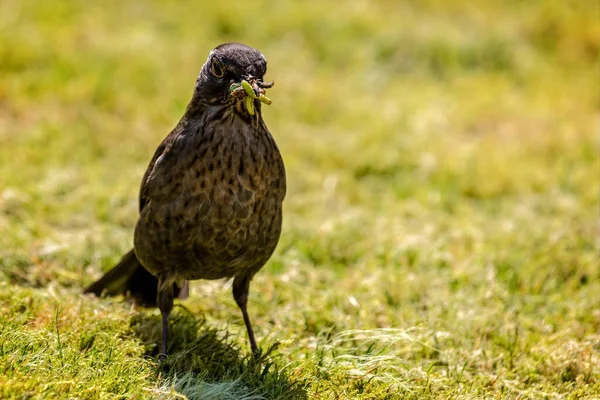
[130,305,307,400]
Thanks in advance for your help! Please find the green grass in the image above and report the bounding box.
[1,0,598,398]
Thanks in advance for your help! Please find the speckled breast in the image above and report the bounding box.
[133,114,286,282]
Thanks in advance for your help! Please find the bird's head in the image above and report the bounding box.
[193,43,273,117]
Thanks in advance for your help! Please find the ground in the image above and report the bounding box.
[0,1,598,399]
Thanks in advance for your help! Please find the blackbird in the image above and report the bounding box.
[84,43,286,359]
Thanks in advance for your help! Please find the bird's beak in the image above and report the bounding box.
[229,79,273,116]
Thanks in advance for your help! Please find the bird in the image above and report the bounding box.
[84,43,286,360]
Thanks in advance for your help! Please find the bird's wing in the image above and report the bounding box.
[139,141,167,213]
[138,120,213,215]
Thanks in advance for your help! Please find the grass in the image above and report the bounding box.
[0,0,598,398]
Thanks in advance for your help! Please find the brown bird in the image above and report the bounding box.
[84,43,286,359]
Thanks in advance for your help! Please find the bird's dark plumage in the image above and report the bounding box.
[84,43,286,358]
[83,249,189,307]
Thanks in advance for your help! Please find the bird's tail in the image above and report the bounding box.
[84,249,189,307]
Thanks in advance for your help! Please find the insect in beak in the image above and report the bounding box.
[230,79,273,116]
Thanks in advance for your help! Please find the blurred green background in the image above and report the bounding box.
[0,1,598,399]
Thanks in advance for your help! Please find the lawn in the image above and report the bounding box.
[0,1,598,399]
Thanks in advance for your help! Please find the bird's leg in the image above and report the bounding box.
[232,274,259,356]
[157,277,174,361]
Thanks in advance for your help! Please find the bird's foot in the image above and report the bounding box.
[251,348,262,362]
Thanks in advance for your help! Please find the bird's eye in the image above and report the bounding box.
[211,61,224,78]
